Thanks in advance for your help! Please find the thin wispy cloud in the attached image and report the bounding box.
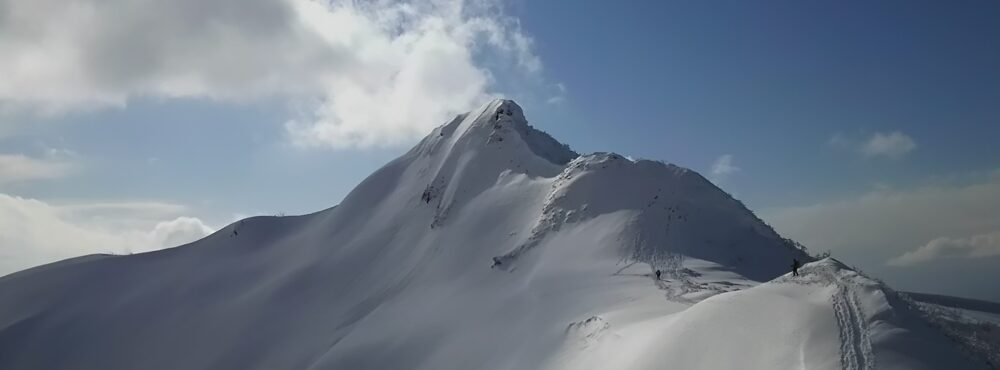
[546,83,567,105]
[829,131,917,160]
[710,154,740,182]
[0,153,77,184]
[862,131,917,159]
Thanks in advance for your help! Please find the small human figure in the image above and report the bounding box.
[655,270,662,280]
[791,259,801,277]
[421,187,434,203]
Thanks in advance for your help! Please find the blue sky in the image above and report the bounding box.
[519,0,1000,203]
[1,0,998,300]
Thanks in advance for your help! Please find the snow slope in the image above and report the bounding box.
[0,99,992,369]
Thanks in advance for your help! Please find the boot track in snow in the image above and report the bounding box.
[831,283,875,370]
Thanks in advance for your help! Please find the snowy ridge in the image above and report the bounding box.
[770,259,992,370]
[559,258,991,370]
[779,259,877,370]
[0,100,994,370]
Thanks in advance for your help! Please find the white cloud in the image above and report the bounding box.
[0,153,76,184]
[830,131,917,160]
[0,193,215,276]
[762,170,1000,267]
[284,0,541,148]
[148,217,215,249]
[710,154,740,182]
[888,231,1000,266]
[0,0,545,148]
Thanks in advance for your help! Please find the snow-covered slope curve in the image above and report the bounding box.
[0,100,989,370]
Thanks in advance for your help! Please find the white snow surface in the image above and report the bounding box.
[0,100,993,369]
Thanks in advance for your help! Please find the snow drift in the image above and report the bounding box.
[0,99,994,369]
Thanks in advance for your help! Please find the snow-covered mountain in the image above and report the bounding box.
[0,100,995,369]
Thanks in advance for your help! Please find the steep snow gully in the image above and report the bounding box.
[0,99,996,370]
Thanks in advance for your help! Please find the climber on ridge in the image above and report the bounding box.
[791,259,801,277]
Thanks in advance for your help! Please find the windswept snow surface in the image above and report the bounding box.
[0,100,992,369]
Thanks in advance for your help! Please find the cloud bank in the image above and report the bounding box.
[0,194,215,276]
[762,170,1000,267]
[889,231,1000,266]
[0,0,543,148]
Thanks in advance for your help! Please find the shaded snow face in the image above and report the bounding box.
[0,99,832,370]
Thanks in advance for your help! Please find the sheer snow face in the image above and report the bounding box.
[0,0,542,148]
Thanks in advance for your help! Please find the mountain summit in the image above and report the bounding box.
[0,100,993,369]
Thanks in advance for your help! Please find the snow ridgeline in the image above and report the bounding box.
[0,99,994,370]
[554,258,993,370]
[771,259,995,370]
